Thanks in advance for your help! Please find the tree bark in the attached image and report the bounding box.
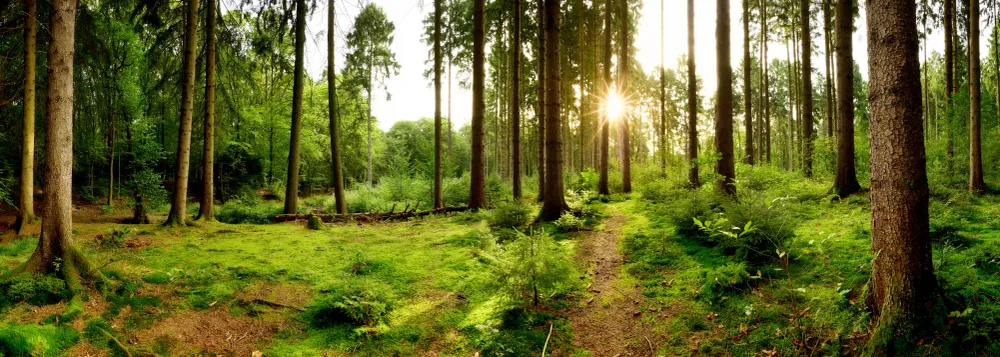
[165,0,200,227]
[540,0,566,220]
[687,0,699,187]
[864,0,938,353]
[944,0,954,172]
[511,0,522,201]
[434,0,445,207]
[618,0,631,193]
[743,0,754,165]
[660,0,666,175]
[197,0,217,221]
[469,0,486,209]
[283,0,306,214]
[968,0,984,193]
[762,0,771,163]
[824,0,834,138]
[833,0,860,197]
[800,0,814,177]
[13,0,38,234]
[537,0,547,201]
[598,0,612,195]
[716,0,735,197]
[329,0,346,214]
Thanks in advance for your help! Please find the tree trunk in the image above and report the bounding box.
[824,0,833,138]
[434,0,445,207]
[165,0,200,227]
[660,0,666,175]
[716,0,735,197]
[511,0,522,201]
[537,0,547,201]
[13,0,38,234]
[944,0,954,172]
[598,0,612,195]
[687,0,699,187]
[968,0,984,193]
[800,0,814,177]
[283,0,306,214]
[540,0,566,220]
[618,0,631,193]
[16,0,104,295]
[762,0,771,163]
[743,0,753,165]
[833,0,860,196]
[329,0,346,214]
[787,38,795,170]
[864,0,938,353]
[469,0,486,209]
[197,0,217,221]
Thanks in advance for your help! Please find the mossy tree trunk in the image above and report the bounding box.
[13,0,38,235]
[164,0,200,227]
[715,0,735,197]
[833,0,860,197]
[197,0,217,221]
[283,0,306,214]
[864,0,939,353]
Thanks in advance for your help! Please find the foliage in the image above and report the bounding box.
[95,227,135,250]
[487,203,532,230]
[126,170,168,223]
[553,212,585,232]
[481,230,579,307]
[0,323,79,357]
[0,274,68,307]
[307,277,398,326]
[216,200,282,224]
[216,143,266,202]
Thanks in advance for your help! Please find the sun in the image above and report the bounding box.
[605,88,626,122]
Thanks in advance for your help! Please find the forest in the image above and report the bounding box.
[0,0,999,354]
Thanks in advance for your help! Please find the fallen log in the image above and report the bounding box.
[274,206,470,224]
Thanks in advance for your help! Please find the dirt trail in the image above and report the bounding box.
[566,212,659,356]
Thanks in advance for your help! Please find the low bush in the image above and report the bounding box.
[95,227,134,249]
[487,203,533,230]
[482,230,579,307]
[553,212,585,232]
[698,262,750,301]
[308,277,397,326]
[0,323,80,357]
[216,200,281,224]
[0,274,68,307]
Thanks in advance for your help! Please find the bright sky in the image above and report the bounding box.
[276,0,991,131]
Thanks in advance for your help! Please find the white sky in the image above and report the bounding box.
[269,0,992,131]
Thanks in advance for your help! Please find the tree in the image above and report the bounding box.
[716,0,735,197]
[864,0,938,353]
[598,0,611,195]
[537,0,547,202]
[833,0,860,196]
[469,0,486,209]
[944,0,954,171]
[800,0,814,177]
[687,0,699,187]
[540,0,566,220]
[344,4,400,187]
[435,0,445,208]
[743,0,754,165]
[12,0,106,294]
[510,0,522,201]
[968,0,984,194]
[164,0,200,227]
[12,0,38,235]
[283,0,306,215]
[329,0,347,214]
[196,0,217,222]
[823,0,834,137]
[659,0,666,175]
[618,0,631,193]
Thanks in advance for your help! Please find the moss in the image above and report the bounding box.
[0,323,79,357]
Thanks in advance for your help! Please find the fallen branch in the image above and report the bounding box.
[541,322,554,357]
[275,206,470,224]
[246,298,306,312]
[97,327,132,357]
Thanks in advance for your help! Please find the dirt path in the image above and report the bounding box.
[566,212,659,356]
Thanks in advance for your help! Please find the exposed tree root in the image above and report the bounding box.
[274,206,470,224]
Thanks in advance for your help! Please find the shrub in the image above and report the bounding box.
[487,203,533,230]
[442,176,471,207]
[698,262,750,301]
[485,175,512,206]
[566,169,599,192]
[126,170,169,224]
[482,230,579,306]
[95,227,134,249]
[694,198,796,264]
[0,274,68,306]
[216,143,265,202]
[308,277,397,326]
[553,212,585,232]
[346,184,385,213]
[665,189,721,238]
[216,200,281,224]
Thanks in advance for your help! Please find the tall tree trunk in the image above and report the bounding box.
[434,0,445,207]
[469,0,487,209]
[787,37,795,170]
[618,0,632,193]
[540,0,566,220]
[660,0,666,175]
[922,2,929,140]
[283,0,306,214]
[165,0,200,227]
[511,0,522,201]
[833,0,860,196]
[743,0,754,165]
[598,0,611,195]
[944,0,954,172]
[824,0,834,138]
[762,0,771,163]
[197,0,217,221]
[716,0,735,196]
[800,0,814,177]
[687,0,700,187]
[968,0,984,193]
[537,0,547,201]
[13,0,38,234]
[16,0,104,293]
[864,0,938,353]
[329,0,346,214]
